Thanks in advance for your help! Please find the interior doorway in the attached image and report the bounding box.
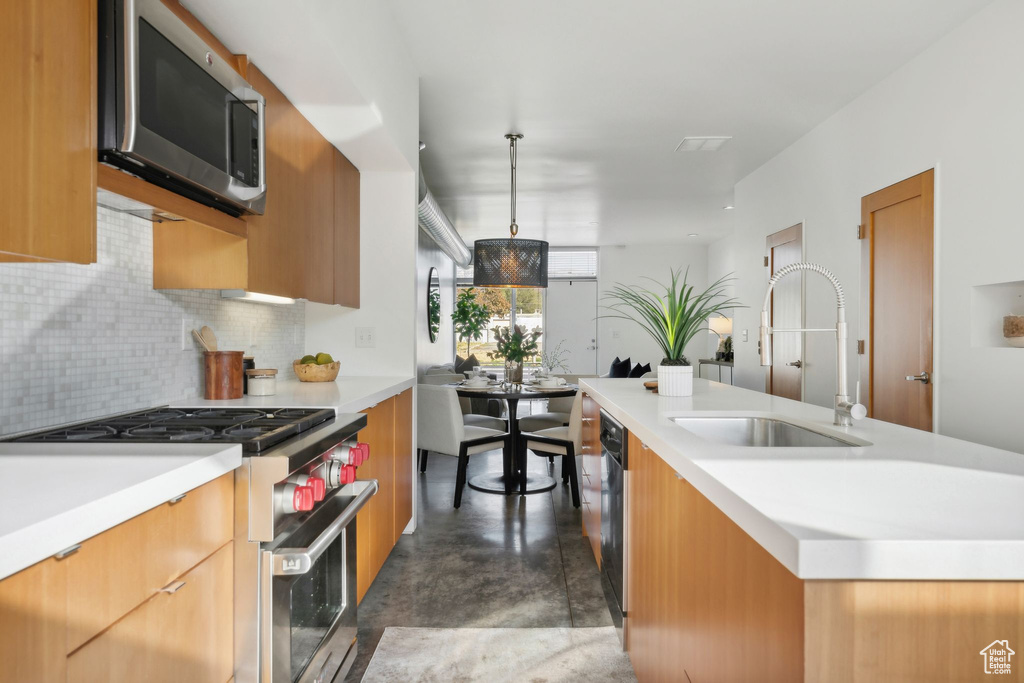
[545,280,598,374]
[860,169,934,431]
[766,224,804,401]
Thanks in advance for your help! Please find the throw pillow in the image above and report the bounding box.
[609,356,632,378]
[456,354,480,373]
[628,362,652,378]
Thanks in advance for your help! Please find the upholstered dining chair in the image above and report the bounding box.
[520,392,583,508]
[421,373,507,429]
[517,374,596,433]
[416,384,510,508]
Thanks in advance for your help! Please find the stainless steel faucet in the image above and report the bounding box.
[759,262,866,426]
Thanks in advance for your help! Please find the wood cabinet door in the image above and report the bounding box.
[356,396,396,602]
[333,149,361,307]
[0,0,96,263]
[0,558,67,683]
[393,388,414,543]
[580,392,602,565]
[67,542,233,683]
[244,64,335,303]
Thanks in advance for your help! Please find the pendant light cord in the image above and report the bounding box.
[509,135,518,237]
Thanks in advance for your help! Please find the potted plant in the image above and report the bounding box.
[452,288,491,358]
[602,269,741,396]
[488,325,541,385]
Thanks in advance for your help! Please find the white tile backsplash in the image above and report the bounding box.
[0,206,305,435]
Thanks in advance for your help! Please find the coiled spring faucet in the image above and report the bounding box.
[759,262,866,426]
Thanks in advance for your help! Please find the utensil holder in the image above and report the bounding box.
[204,351,244,399]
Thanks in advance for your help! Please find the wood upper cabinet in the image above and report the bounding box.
[333,150,361,308]
[1,0,97,263]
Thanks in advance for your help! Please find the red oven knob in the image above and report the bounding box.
[357,442,370,461]
[306,476,326,502]
[293,486,315,512]
[331,443,363,465]
[339,464,357,485]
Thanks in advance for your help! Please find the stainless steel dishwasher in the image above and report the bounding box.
[599,409,627,647]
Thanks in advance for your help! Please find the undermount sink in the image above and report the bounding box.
[672,416,861,448]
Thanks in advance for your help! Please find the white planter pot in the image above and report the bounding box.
[658,364,693,397]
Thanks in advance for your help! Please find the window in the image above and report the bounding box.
[547,248,598,280]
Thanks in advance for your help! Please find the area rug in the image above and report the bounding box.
[361,626,637,682]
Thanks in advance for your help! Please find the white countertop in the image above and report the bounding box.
[580,377,1024,581]
[174,376,414,414]
[0,443,241,580]
[0,376,413,581]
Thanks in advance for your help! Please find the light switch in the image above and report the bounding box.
[356,327,376,348]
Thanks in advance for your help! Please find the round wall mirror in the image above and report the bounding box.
[427,267,441,343]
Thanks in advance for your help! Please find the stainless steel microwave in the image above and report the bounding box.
[99,0,266,215]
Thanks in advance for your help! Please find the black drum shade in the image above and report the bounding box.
[473,238,549,288]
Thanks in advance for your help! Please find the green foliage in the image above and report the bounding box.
[722,335,733,354]
[601,269,742,366]
[541,339,571,373]
[514,288,542,314]
[488,324,542,363]
[452,288,491,356]
[427,287,441,341]
[476,287,512,318]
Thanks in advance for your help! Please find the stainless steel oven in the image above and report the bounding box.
[98,0,267,215]
[261,481,376,683]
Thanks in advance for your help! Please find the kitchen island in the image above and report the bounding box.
[580,377,1024,683]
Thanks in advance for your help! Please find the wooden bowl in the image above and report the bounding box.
[293,360,341,382]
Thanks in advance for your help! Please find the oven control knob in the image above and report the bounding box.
[357,442,370,462]
[339,464,357,485]
[331,440,364,466]
[306,476,326,501]
[323,461,356,488]
[281,483,315,513]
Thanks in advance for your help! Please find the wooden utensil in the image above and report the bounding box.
[200,326,218,351]
[643,380,659,393]
[191,329,211,352]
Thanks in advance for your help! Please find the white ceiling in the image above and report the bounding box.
[389,0,991,246]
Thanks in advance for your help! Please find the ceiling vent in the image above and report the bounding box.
[675,136,732,152]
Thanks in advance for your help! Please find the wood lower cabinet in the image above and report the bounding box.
[67,542,233,683]
[0,558,68,683]
[0,473,234,683]
[1,0,96,263]
[356,388,414,602]
[580,392,602,566]
[626,431,804,683]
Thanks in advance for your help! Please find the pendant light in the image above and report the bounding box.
[473,134,549,288]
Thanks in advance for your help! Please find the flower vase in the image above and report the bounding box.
[505,359,524,385]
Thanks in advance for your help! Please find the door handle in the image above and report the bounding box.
[905,371,930,384]
[787,360,802,368]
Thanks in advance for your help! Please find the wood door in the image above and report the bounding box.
[333,149,361,307]
[0,0,96,263]
[393,389,414,543]
[245,64,335,303]
[767,224,803,400]
[0,557,67,683]
[626,434,804,682]
[357,396,396,602]
[861,170,934,431]
[580,393,601,566]
[67,542,233,683]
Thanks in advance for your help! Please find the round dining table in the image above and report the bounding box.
[452,383,578,496]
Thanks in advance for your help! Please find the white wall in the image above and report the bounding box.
[597,244,710,373]
[306,172,418,377]
[708,0,1024,452]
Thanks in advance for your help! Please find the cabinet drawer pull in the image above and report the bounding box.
[168,493,187,504]
[674,472,684,480]
[53,543,81,560]
[160,580,187,594]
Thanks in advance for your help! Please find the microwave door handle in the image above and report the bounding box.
[230,95,267,201]
[271,479,378,576]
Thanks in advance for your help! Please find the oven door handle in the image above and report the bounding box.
[271,479,378,576]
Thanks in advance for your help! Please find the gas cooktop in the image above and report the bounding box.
[9,407,337,453]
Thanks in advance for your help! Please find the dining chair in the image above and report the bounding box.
[416,384,510,508]
[520,392,583,508]
[517,374,595,433]
[421,373,507,430]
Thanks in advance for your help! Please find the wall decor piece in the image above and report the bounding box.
[427,267,441,343]
[1004,314,1024,347]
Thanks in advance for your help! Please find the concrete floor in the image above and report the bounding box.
[344,446,613,682]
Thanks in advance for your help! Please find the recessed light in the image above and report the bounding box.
[675,136,732,152]
[688,233,699,238]
[723,205,734,210]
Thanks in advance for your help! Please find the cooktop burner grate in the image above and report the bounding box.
[124,425,217,441]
